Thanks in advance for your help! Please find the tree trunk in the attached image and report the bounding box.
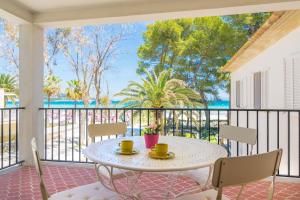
[73,101,77,123]
[4,97,7,108]
[155,110,165,135]
[48,96,51,108]
[94,70,102,107]
[175,115,180,136]
[94,73,100,107]
[80,109,86,146]
[199,91,210,130]
[95,89,100,107]
[166,111,172,135]
[204,103,210,130]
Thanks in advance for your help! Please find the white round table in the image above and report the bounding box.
[83,136,227,199]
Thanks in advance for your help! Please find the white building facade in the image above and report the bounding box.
[223,11,300,176]
[231,27,300,110]
[227,11,300,110]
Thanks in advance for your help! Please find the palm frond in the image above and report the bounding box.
[116,69,202,108]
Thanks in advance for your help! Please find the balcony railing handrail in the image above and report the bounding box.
[39,107,300,112]
[0,107,25,110]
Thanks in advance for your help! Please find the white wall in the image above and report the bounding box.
[231,26,300,109]
[230,26,300,176]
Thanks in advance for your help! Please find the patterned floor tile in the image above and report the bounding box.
[0,165,299,200]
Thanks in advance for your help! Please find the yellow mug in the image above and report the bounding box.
[152,143,168,156]
[119,140,133,153]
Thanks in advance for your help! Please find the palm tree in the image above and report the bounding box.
[43,75,61,107]
[65,80,84,108]
[99,81,110,107]
[65,80,87,144]
[0,74,18,106]
[116,69,201,132]
[116,69,201,108]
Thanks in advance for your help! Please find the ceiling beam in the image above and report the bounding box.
[2,0,300,27]
[33,0,300,27]
[0,0,33,23]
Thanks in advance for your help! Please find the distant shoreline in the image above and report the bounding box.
[6,99,229,109]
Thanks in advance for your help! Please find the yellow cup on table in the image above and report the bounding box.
[152,143,168,156]
[119,140,133,153]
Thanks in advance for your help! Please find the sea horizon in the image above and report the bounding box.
[6,99,230,109]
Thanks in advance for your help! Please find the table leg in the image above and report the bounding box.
[115,168,143,198]
[204,165,214,189]
[96,166,205,200]
[134,172,187,200]
[104,166,143,200]
[95,164,114,191]
[165,172,182,199]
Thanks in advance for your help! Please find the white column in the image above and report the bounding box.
[18,24,44,164]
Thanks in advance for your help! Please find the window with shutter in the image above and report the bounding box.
[284,57,294,109]
[284,55,300,109]
[241,78,247,108]
[254,72,261,109]
[292,55,300,109]
[236,80,241,108]
[248,75,254,108]
[261,69,269,108]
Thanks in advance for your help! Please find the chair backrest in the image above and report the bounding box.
[219,125,257,145]
[31,138,49,200]
[212,149,282,198]
[88,122,127,139]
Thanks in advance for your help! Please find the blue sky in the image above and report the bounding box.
[49,22,149,100]
[0,20,229,101]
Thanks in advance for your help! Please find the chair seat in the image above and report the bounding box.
[49,182,120,200]
[183,167,210,185]
[176,189,230,200]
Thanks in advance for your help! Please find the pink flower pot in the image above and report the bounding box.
[144,134,159,148]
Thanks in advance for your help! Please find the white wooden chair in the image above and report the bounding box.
[220,125,257,156]
[88,123,128,180]
[184,125,257,187]
[177,149,282,200]
[31,138,119,200]
[88,123,127,140]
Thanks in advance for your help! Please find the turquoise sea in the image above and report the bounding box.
[6,100,229,109]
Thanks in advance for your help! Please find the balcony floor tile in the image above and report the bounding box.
[0,164,299,199]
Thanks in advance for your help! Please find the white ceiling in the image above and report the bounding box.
[10,0,300,14]
[2,0,300,27]
[12,0,142,13]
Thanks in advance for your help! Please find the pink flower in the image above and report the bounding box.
[149,123,157,130]
[153,124,157,130]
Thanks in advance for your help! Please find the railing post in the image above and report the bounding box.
[18,24,44,165]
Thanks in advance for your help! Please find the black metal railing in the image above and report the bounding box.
[0,107,24,170]
[39,107,300,178]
